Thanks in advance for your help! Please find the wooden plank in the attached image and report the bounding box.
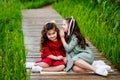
[27,52,40,56]
[23,28,42,32]
[24,36,40,45]
[29,73,120,80]
[23,22,62,26]
[26,68,119,74]
[23,31,42,37]
[23,19,63,23]
[25,44,40,53]
[23,25,44,29]
[22,24,62,28]
[22,21,62,26]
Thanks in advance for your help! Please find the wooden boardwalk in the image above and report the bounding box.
[22,6,120,80]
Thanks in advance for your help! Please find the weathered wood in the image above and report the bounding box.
[29,73,120,80]
[24,37,40,45]
[23,32,41,37]
[23,19,63,25]
[23,22,62,26]
[22,6,120,80]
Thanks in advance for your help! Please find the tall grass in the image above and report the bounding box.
[0,1,26,80]
[53,0,120,70]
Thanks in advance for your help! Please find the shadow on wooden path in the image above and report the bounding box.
[22,6,120,80]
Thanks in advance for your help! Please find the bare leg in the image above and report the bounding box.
[42,65,65,72]
[73,65,93,72]
[74,59,96,72]
[35,62,49,68]
[73,60,108,76]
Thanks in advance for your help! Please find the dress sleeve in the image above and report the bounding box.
[42,46,52,57]
[64,35,78,53]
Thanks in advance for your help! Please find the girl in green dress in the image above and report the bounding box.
[59,16,108,76]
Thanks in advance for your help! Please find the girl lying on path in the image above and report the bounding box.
[32,22,66,73]
[60,17,108,76]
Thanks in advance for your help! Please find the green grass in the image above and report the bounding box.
[53,0,120,70]
[0,1,26,80]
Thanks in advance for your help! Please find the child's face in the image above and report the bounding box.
[62,20,69,33]
[47,28,57,41]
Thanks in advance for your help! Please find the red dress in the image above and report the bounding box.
[36,40,66,66]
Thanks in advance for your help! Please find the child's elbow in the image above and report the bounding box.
[65,48,72,53]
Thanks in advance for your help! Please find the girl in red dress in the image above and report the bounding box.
[32,22,66,73]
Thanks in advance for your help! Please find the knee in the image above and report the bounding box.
[58,65,65,71]
[41,63,49,68]
[72,66,81,72]
[74,60,82,65]
[35,62,49,68]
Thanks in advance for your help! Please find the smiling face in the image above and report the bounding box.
[46,28,57,41]
[62,20,69,33]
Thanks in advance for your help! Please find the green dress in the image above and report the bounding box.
[64,34,94,71]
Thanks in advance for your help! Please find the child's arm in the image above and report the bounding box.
[59,29,67,46]
[48,55,63,60]
[60,29,77,53]
[43,44,63,60]
[63,57,67,64]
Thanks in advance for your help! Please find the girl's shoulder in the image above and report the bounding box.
[67,34,78,43]
[72,34,76,37]
[71,34,78,40]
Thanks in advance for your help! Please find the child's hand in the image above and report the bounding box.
[59,29,65,38]
[63,57,67,64]
[57,56,63,60]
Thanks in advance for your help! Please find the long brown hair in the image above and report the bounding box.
[40,22,60,52]
[65,17,88,49]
